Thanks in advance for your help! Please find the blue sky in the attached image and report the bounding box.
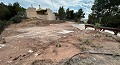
[0,0,94,19]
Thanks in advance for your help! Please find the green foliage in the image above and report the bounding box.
[69,10,75,20]
[10,12,26,23]
[0,2,25,21]
[10,15,22,23]
[79,39,91,45]
[66,8,70,20]
[0,2,9,20]
[88,0,120,28]
[77,39,91,51]
[0,20,8,34]
[0,2,26,34]
[94,23,100,28]
[74,8,85,22]
[57,7,85,21]
[58,6,66,20]
[55,40,61,48]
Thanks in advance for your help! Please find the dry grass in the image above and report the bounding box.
[90,44,103,49]
[80,39,92,45]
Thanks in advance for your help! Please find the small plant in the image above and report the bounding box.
[55,40,61,48]
[94,23,100,30]
[91,44,103,49]
[95,23,100,27]
[80,45,86,51]
[77,39,91,51]
[79,39,91,45]
[53,39,61,55]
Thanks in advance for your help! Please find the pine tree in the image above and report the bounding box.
[74,8,85,22]
[66,8,70,20]
[88,0,120,28]
[58,6,66,20]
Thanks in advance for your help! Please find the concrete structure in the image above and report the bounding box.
[26,7,38,18]
[26,7,56,20]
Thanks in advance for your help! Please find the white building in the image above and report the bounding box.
[26,7,56,20]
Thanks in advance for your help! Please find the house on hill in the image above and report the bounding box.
[26,5,56,20]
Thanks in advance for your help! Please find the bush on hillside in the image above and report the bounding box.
[10,12,27,23]
[0,20,8,34]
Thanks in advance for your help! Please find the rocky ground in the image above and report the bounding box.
[0,19,120,65]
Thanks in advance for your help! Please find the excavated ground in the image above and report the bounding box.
[0,19,120,65]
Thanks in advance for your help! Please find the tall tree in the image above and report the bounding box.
[0,2,25,21]
[0,2,9,20]
[13,2,25,15]
[66,8,70,20]
[77,8,85,21]
[74,8,85,22]
[69,10,74,20]
[89,0,120,28]
[58,6,66,20]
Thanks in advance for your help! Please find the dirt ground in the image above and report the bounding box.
[0,19,120,65]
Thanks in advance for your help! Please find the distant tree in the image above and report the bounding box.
[66,8,70,20]
[0,2,25,21]
[74,8,85,22]
[69,10,74,20]
[57,6,84,22]
[88,14,96,24]
[58,6,66,20]
[77,9,85,21]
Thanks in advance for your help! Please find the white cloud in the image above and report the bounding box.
[0,0,94,19]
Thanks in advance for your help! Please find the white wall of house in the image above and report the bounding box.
[26,7,38,18]
[46,9,56,20]
[26,8,56,20]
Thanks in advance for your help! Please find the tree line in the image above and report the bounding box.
[0,2,26,34]
[55,6,85,23]
[88,0,120,28]
[0,2,25,21]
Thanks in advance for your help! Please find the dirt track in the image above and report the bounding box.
[0,20,120,65]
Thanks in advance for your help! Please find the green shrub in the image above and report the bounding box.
[10,12,26,23]
[94,23,100,29]
[10,15,22,23]
[0,20,7,34]
[79,39,91,45]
